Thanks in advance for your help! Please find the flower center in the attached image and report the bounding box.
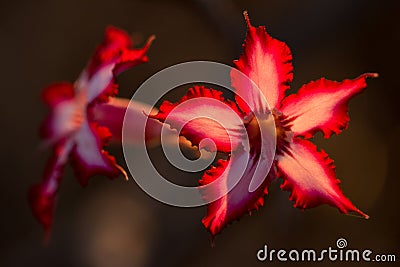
[271,109,293,155]
[244,109,292,156]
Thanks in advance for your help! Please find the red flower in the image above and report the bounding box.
[29,26,154,237]
[151,12,377,237]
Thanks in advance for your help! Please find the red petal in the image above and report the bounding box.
[69,120,127,186]
[29,184,55,239]
[29,141,73,235]
[232,12,293,113]
[77,27,154,104]
[276,138,368,218]
[280,73,378,138]
[200,152,276,237]
[87,26,154,78]
[150,86,246,153]
[42,82,75,107]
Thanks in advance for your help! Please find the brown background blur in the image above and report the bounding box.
[1,0,399,266]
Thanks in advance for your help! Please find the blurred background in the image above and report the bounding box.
[1,0,399,266]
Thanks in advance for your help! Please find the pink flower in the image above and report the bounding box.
[151,12,377,237]
[29,26,155,237]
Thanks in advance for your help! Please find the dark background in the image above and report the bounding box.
[1,0,399,266]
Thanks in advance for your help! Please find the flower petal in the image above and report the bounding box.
[232,12,293,113]
[42,82,75,107]
[280,73,378,138]
[200,151,276,237]
[76,26,154,104]
[87,26,154,78]
[276,138,368,218]
[40,83,84,144]
[92,97,176,146]
[149,86,247,153]
[200,113,276,237]
[70,120,127,186]
[29,140,73,236]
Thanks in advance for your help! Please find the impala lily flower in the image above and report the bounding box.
[151,12,377,237]
[30,26,155,236]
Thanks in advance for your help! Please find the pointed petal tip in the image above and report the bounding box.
[368,73,379,78]
[354,208,369,219]
[114,163,129,181]
[234,11,293,110]
[341,200,369,219]
[345,209,369,220]
[243,11,251,27]
[144,35,156,50]
[118,165,129,181]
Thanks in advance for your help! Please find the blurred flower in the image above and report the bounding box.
[29,26,154,237]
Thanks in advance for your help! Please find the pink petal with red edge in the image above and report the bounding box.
[92,97,176,146]
[76,26,154,104]
[280,73,378,138]
[40,83,85,143]
[232,12,293,113]
[201,112,276,237]
[150,86,246,153]
[70,120,127,186]
[200,151,276,237]
[86,26,154,78]
[276,138,368,218]
[29,140,73,237]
